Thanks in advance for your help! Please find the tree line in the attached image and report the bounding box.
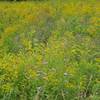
[0,0,47,1]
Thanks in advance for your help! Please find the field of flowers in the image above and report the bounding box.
[0,0,100,100]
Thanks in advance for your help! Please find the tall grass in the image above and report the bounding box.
[0,0,100,100]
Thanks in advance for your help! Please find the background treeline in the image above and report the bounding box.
[0,0,47,1]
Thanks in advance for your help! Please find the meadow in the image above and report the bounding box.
[0,0,100,100]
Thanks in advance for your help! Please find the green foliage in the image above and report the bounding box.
[0,0,100,100]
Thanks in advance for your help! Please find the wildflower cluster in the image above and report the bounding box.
[0,0,100,100]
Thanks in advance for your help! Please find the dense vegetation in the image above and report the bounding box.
[0,0,100,100]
